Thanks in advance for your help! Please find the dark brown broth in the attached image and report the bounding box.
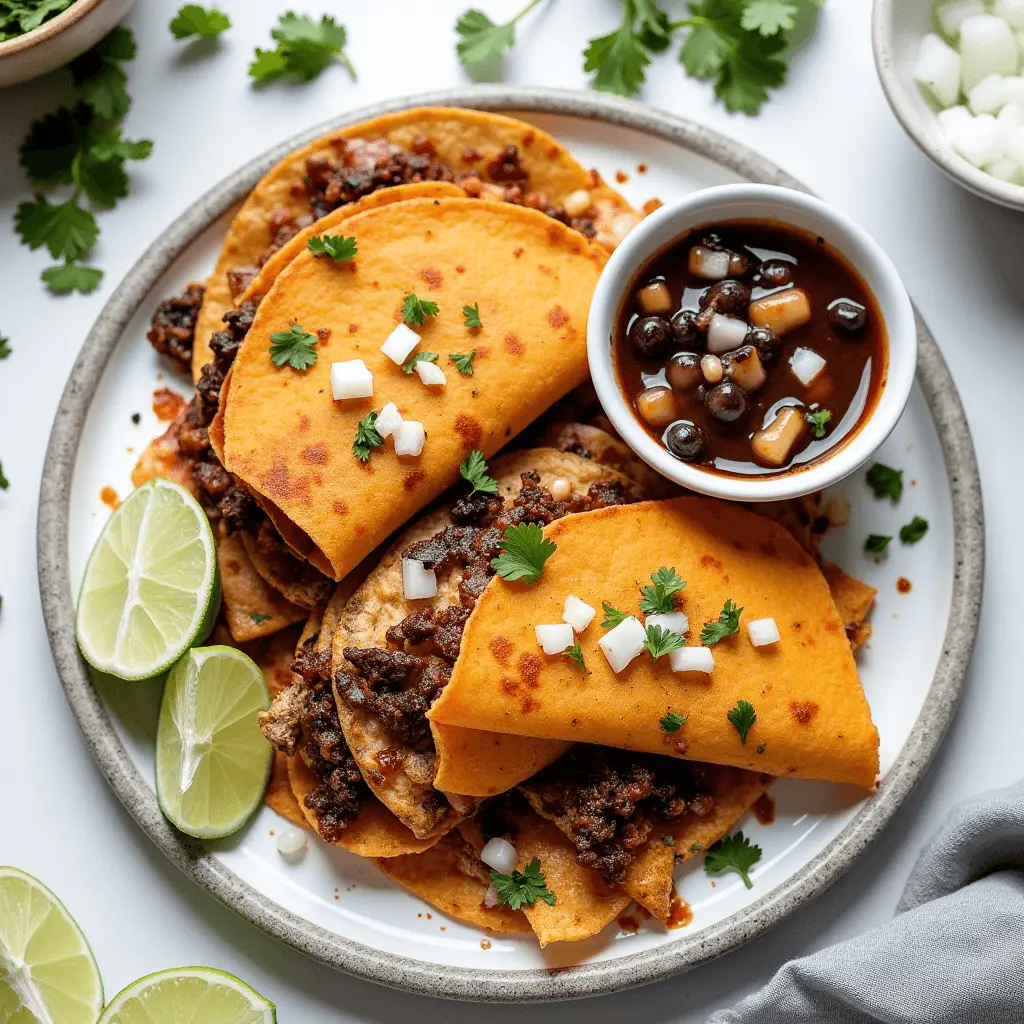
[613,219,888,476]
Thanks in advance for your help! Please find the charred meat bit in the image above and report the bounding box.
[147,282,205,375]
[486,144,529,182]
[227,265,259,302]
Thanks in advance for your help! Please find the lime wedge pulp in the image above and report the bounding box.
[75,477,219,681]
[156,646,273,838]
[0,866,103,1024]
[98,967,275,1024]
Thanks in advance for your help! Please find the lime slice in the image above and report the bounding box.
[99,967,275,1024]
[76,477,219,681]
[0,866,103,1024]
[156,645,273,838]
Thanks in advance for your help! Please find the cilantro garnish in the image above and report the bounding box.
[307,234,358,262]
[0,0,75,41]
[689,843,704,853]
[601,602,628,628]
[489,857,557,910]
[900,516,929,544]
[14,27,150,293]
[866,462,903,501]
[756,742,767,754]
[742,0,798,35]
[491,523,557,584]
[449,351,477,376]
[700,599,743,645]
[583,0,655,97]
[659,710,687,734]
[865,534,892,554]
[805,408,831,439]
[727,699,757,745]
[704,830,762,889]
[0,336,10,360]
[268,323,318,370]
[456,0,542,68]
[401,351,440,374]
[353,412,383,463]
[169,5,231,40]
[249,612,271,625]
[459,450,498,497]
[461,303,483,329]
[249,13,355,84]
[644,624,686,660]
[401,292,440,326]
[564,643,589,672]
[662,834,676,847]
[0,462,9,490]
[638,566,686,615]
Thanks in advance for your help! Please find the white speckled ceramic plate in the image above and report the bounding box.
[38,87,983,1002]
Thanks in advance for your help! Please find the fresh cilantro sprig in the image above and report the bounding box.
[449,351,476,376]
[805,408,831,439]
[460,450,498,497]
[402,293,440,326]
[353,412,383,463]
[491,523,556,584]
[865,534,891,554]
[402,351,439,374]
[269,323,318,370]
[1,0,75,41]
[727,699,756,745]
[489,857,556,910]
[462,303,483,328]
[250,13,355,84]
[14,28,151,293]
[169,5,231,40]
[456,0,543,69]
[900,516,929,544]
[659,710,687,734]
[308,233,357,262]
[0,336,10,360]
[866,462,903,501]
[644,624,685,660]
[564,643,589,672]
[601,602,628,628]
[584,0,670,97]
[700,599,743,645]
[639,566,686,615]
[704,830,762,889]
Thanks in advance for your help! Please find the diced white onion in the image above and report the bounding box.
[481,837,518,874]
[376,401,403,438]
[550,477,573,501]
[381,322,421,365]
[1016,28,1024,61]
[937,104,973,139]
[415,360,447,386]
[995,0,1024,30]
[669,646,714,674]
[951,112,1006,166]
[563,188,592,217]
[330,359,373,400]
[276,828,308,862]
[915,33,963,109]
[706,313,749,355]
[747,617,781,647]
[598,616,647,674]
[789,347,827,386]
[402,558,437,600]
[563,594,596,632]
[394,420,425,456]
[1004,123,1024,163]
[535,623,574,655]
[936,0,985,38]
[960,14,1018,92]
[986,155,1024,180]
[690,246,731,280]
[483,884,500,908]
[997,100,1024,129]
[968,73,1008,114]
[645,611,689,636]
[1001,77,1024,104]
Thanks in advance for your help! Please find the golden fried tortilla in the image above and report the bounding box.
[430,497,880,788]
[217,533,306,641]
[193,106,635,378]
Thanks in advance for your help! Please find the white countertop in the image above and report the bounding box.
[1,0,1019,1017]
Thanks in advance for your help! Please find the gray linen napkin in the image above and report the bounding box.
[708,781,1024,1023]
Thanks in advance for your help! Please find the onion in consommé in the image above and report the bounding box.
[481,838,518,874]
[789,347,827,386]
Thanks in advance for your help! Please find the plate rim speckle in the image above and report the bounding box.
[37,85,984,1002]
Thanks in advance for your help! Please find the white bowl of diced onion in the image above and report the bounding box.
[873,0,1024,209]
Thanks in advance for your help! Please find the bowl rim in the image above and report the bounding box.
[586,182,918,503]
[0,0,106,57]
[871,0,1024,212]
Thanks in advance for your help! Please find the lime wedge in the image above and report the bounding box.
[156,645,273,838]
[99,967,275,1024]
[0,866,103,1024]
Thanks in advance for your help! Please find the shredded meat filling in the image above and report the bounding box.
[146,282,204,375]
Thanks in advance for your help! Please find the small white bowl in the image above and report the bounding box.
[872,0,1024,211]
[0,0,134,88]
[586,183,917,504]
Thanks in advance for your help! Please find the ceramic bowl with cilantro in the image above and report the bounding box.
[0,0,134,86]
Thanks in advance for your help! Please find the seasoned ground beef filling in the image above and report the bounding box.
[523,746,716,884]
[335,472,631,752]
[147,282,204,375]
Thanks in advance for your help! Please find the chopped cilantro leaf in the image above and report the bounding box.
[662,834,676,847]
[490,857,556,910]
[0,0,75,42]
[689,843,704,854]
[899,516,929,544]
[401,292,440,326]
[564,643,588,672]
[268,323,318,370]
[449,350,476,376]
[704,830,762,889]
[756,742,767,754]
[866,462,903,501]
[401,351,439,374]
[638,565,686,614]
[805,408,831,439]
[459,450,498,497]
[16,196,98,261]
[462,303,483,329]
[700,599,743,645]
[584,0,653,97]
[644,624,685,660]
[491,523,556,584]
[727,699,757,745]
[865,534,892,554]
[659,710,687,734]
[249,612,271,624]
[169,5,231,40]
[353,412,383,463]
[307,233,357,262]
[0,462,8,490]
[601,601,628,628]
[0,336,10,360]
[249,13,355,84]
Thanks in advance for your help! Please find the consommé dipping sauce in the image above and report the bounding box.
[613,220,888,475]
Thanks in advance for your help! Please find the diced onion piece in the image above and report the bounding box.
[748,287,811,336]
[276,828,308,862]
[985,155,1024,180]
[1016,28,1024,61]
[790,347,827,386]
[563,594,597,632]
[669,646,714,674]
[996,0,1024,29]
[598,616,646,674]
[967,72,1008,114]
[1004,123,1024,164]
[563,188,592,217]
[997,100,1024,130]
[936,0,985,38]
[381,322,421,365]
[550,477,573,501]
[706,313,749,354]
[608,211,642,245]
[394,420,425,456]
[701,353,724,384]
[376,401,403,438]
[483,884,500,908]
[481,837,518,874]
[330,359,373,400]
[1001,76,1024,105]
[915,33,962,109]
[960,14,1018,93]
[951,112,1006,166]
[645,611,689,635]
[752,407,807,467]
[688,246,731,280]
[415,360,447,386]
[638,280,674,314]
[402,558,437,600]
[937,104,974,139]
[535,623,574,655]
[747,617,781,647]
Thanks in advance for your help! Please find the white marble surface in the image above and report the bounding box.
[0,0,1020,1017]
